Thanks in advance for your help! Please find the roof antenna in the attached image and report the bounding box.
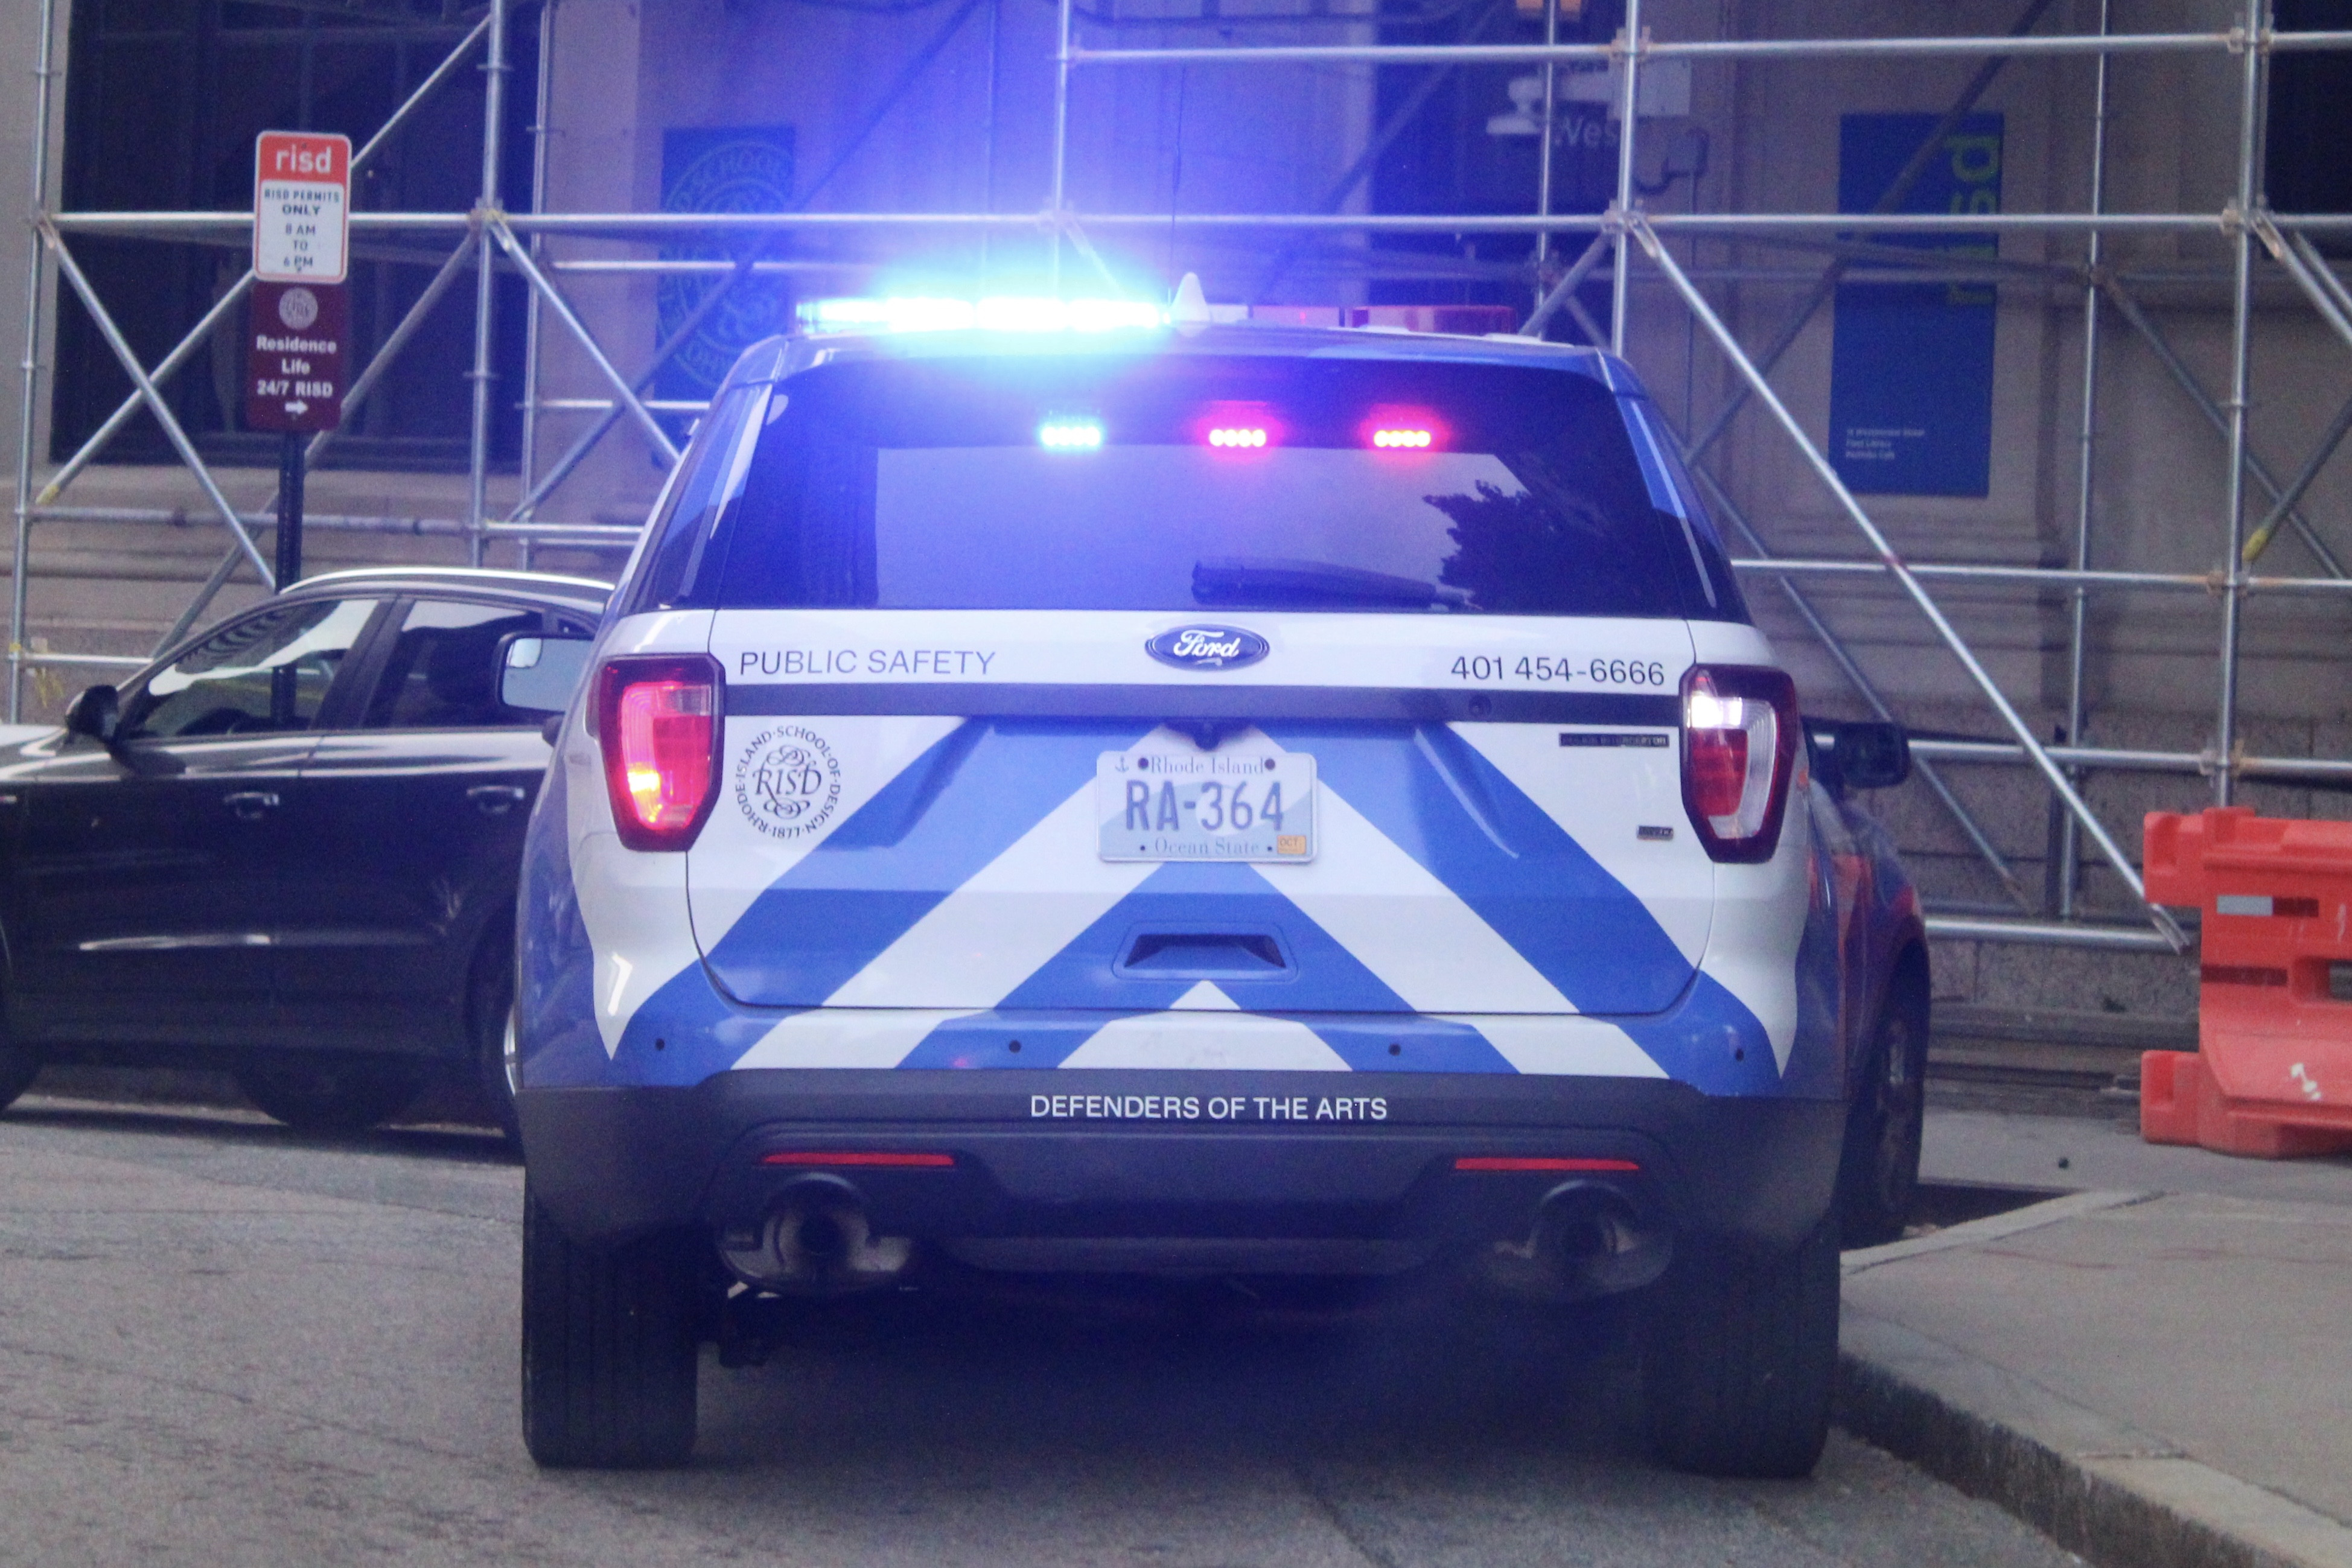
[1171,272,1212,335]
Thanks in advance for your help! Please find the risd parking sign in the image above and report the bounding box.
[253,130,350,284]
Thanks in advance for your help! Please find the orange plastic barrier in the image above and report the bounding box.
[2140,807,2352,1158]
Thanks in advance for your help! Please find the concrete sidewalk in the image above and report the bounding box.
[1838,1111,2352,1568]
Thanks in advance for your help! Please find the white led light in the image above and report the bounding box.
[800,297,975,333]
[1685,689,1746,730]
[800,296,1167,335]
[1038,419,1104,450]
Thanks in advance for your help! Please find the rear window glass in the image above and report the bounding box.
[653,354,1739,619]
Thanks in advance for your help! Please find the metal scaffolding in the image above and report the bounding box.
[11,0,2352,956]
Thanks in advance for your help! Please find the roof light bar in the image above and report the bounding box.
[1206,427,1269,448]
[798,296,1167,335]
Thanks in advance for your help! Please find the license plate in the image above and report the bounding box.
[1096,751,1316,862]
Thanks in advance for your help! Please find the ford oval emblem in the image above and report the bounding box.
[1146,624,1269,671]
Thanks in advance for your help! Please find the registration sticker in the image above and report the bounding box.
[1096,750,1316,862]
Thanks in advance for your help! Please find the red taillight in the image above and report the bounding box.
[1687,729,1748,818]
[1454,1156,1640,1173]
[1680,664,1799,864]
[760,1151,956,1168]
[597,655,722,851]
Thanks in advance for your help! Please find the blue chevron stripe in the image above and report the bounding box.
[1266,721,1785,1091]
[995,860,1407,1013]
[893,858,1515,1071]
[1269,722,1698,1013]
[618,718,1148,1061]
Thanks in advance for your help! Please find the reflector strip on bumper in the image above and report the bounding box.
[760,1150,957,1167]
[1453,1156,1640,1173]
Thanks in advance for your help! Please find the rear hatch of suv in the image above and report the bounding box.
[645,341,1750,1030]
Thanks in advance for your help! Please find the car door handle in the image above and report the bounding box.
[468,783,529,816]
[223,791,281,821]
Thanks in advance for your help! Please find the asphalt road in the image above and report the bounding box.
[0,1095,2085,1568]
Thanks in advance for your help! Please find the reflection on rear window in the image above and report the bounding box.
[655,355,1736,619]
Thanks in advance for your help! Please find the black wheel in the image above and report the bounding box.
[1642,1214,1839,1479]
[0,1022,37,1114]
[470,932,520,1143]
[520,1182,701,1468]
[1836,972,1928,1248]
[234,1055,423,1133]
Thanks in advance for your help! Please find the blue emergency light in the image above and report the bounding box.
[798,296,1166,335]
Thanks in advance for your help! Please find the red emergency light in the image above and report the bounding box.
[1196,401,1280,451]
[1360,406,1448,452]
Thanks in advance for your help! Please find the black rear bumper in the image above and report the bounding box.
[518,1069,1844,1258]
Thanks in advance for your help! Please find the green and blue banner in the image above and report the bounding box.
[1828,112,2003,497]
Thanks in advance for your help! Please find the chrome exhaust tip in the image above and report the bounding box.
[1478,1181,1672,1302]
[720,1180,915,1295]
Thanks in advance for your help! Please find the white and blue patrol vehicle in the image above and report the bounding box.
[512,298,1930,1477]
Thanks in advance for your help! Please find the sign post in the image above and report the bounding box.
[246,130,352,584]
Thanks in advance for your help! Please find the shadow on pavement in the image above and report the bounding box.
[5,1094,517,1166]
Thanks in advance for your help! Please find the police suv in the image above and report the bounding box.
[514,298,1929,1478]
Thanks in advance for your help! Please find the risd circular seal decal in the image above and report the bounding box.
[734,725,842,839]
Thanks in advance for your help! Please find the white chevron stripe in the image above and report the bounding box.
[1057,1009,1350,1069]
[733,1008,981,1069]
[817,779,1158,1008]
[1450,1015,1667,1077]
[1266,784,1578,1014]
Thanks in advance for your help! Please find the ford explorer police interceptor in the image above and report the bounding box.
[512,298,1929,1478]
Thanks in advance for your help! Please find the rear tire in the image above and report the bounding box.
[0,1023,37,1114]
[1836,972,1928,1248]
[520,1182,701,1468]
[1642,1214,1839,1479]
[235,1055,423,1133]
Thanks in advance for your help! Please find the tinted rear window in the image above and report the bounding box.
[655,354,1738,619]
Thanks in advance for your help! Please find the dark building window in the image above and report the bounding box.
[1366,0,1627,336]
[54,0,538,470]
[2269,0,2352,249]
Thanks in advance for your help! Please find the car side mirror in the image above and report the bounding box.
[63,684,120,745]
[1807,719,1911,796]
[497,632,595,717]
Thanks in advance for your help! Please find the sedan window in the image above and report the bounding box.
[363,599,546,730]
[121,598,381,739]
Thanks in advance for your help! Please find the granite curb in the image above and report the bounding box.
[1835,1194,2352,1568]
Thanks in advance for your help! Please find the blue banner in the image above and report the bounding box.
[1828,112,2002,497]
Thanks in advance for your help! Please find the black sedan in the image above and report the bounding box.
[0,567,607,1133]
